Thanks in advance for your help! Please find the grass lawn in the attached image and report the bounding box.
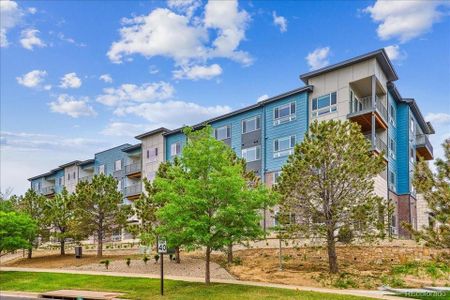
[0,271,375,300]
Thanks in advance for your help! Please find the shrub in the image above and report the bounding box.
[100,260,110,270]
[332,273,358,289]
[126,258,131,267]
[143,256,149,265]
[233,257,242,265]
[337,226,354,244]
[154,254,160,263]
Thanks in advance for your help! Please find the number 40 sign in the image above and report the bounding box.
[158,238,167,254]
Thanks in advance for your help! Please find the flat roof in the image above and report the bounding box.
[135,127,170,139]
[58,160,81,168]
[300,49,398,84]
[165,85,313,135]
[94,143,131,155]
[122,143,142,153]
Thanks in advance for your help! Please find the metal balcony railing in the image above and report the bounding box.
[416,134,433,154]
[364,134,387,155]
[41,186,55,195]
[349,95,388,122]
[123,184,142,197]
[125,163,141,175]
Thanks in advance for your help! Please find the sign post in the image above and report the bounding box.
[158,238,167,296]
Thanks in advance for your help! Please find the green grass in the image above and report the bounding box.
[0,271,375,300]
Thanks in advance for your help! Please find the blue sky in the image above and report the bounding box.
[1,0,449,194]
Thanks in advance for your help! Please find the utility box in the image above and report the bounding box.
[75,246,82,258]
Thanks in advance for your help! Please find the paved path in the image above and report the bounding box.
[1,267,413,300]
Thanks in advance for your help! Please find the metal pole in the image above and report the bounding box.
[160,253,164,296]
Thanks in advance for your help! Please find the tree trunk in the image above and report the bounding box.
[175,246,181,264]
[60,239,65,255]
[326,227,338,273]
[97,230,103,257]
[27,247,32,259]
[227,243,233,264]
[205,246,211,284]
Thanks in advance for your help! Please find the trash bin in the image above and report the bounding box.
[75,246,82,258]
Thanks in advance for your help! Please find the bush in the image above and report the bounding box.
[126,258,131,267]
[100,260,110,270]
[337,226,354,244]
[233,257,242,265]
[332,273,359,289]
[154,254,160,263]
[143,256,149,265]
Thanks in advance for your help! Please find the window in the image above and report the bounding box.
[410,146,415,163]
[389,104,396,126]
[58,177,63,186]
[312,92,337,117]
[273,135,295,158]
[242,116,261,134]
[115,160,122,171]
[273,171,281,184]
[389,170,396,192]
[147,147,158,162]
[98,164,105,174]
[171,142,181,157]
[410,117,415,134]
[117,180,122,191]
[273,102,296,125]
[389,137,396,159]
[241,146,261,162]
[214,125,231,140]
[73,172,76,180]
[68,173,71,180]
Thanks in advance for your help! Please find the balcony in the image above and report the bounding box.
[123,184,142,199]
[79,174,93,183]
[348,95,388,131]
[364,134,388,161]
[416,134,433,160]
[41,186,55,196]
[124,162,141,178]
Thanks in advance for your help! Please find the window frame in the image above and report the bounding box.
[170,142,181,157]
[311,92,337,118]
[214,125,231,141]
[115,159,122,171]
[241,145,261,162]
[242,116,261,134]
[273,135,296,158]
[389,137,396,159]
[98,164,105,174]
[389,104,396,127]
[273,102,296,126]
[272,171,281,184]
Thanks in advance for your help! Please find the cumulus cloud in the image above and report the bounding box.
[99,74,113,83]
[173,64,222,80]
[0,0,23,47]
[101,122,150,137]
[384,45,407,61]
[16,70,47,88]
[107,0,252,76]
[96,81,174,106]
[306,47,330,70]
[364,0,449,43]
[257,94,269,102]
[114,100,232,129]
[20,28,46,50]
[272,11,287,32]
[49,94,96,118]
[59,72,82,89]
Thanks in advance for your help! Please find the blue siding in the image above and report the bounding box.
[264,91,308,172]
[54,169,65,193]
[94,144,131,176]
[388,91,398,192]
[397,103,410,194]
[165,132,187,161]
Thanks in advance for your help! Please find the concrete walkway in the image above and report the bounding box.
[0,267,414,300]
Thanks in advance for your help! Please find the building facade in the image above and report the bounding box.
[28,49,434,239]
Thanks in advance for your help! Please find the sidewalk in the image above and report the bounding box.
[1,267,412,300]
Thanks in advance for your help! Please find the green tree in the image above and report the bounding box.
[406,141,450,248]
[15,188,48,258]
[74,174,131,257]
[155,126,271,284]
[0,211,37,254]
[276,120,385,274]
[44,187,75,255]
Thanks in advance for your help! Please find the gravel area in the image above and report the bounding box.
[68,257,234,280]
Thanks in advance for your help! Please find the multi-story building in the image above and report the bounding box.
[28,49,434,239]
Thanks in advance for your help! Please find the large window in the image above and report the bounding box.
[147,147,158,162]
[214,125,231,140]
[98,164,105,174]
[273,171,281,184]
[389,170,396,192]
[171,142,181,157]
[241,146,261,162]
[389,137,396,159]
[389,104,396,126]
[312,92,337,117]
[242,116,260,134]
[115,159,122,171]
[273,102,296,125]
[273,135,295,158]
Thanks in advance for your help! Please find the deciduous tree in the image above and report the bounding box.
[276,120,386,273]
[0,211,37,254]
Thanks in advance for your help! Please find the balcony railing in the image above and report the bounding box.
[123,184,142,197]
[125,163,141,175]
[349,95,388,122]
[364,134,387,156]
[41,186,55,195]
[415,134,433,160]
[79,175,93,183]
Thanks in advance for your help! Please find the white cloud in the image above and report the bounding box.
[20,28,46,50]
[49,94,96,118]
[257,94,269,102]
[173,64,222,80]
[16,70,47,88]
[27,7,37,14]
[56,32,86,47]
[272,11,287,32]
[99,74,113,83]
[96,81,174,106]
[0,0,23,47]
[167,0,201,19]
[364,0,449,43]
[306,47,330,70]
[426,113,450,124]
[108,0,252,67]
[149,65,159,74]
[114,100,232,129]
[59,72,82,89]
[101,122,150,137]
[384,45,407,61]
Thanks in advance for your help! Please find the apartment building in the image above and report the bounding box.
[28,49,434,239]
